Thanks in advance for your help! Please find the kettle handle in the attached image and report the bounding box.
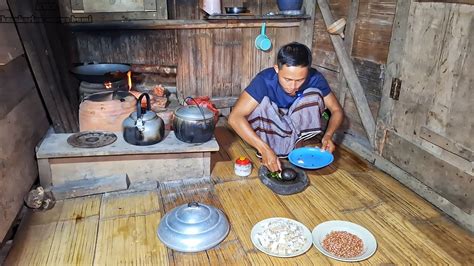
[136,93,151,118]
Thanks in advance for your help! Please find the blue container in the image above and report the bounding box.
[277,0,303,11]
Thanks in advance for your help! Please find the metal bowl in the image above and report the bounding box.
[224,6,248,14]
[157,202,230,252]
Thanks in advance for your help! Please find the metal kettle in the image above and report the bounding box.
[123,93,165,146]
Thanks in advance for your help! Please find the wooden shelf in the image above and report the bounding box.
[206,14,311,20]
[67,18,307,30]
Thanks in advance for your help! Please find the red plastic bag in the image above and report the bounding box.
[186,96,220,123]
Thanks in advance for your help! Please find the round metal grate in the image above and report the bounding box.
[67,131,117,148]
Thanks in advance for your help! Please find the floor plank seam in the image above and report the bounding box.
[99,209,161,221]
[91,195,103,266]
[340,200,385,214]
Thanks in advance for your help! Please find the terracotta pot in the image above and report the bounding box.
[79,95,136,132]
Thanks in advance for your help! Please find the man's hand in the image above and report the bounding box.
[261,147,282,172]
[321,134,336,153]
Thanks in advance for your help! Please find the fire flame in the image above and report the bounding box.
[127,71,132,91]
[104,81,112,89]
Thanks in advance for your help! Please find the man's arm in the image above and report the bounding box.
[228,92,282,172]
[321,92,344,153]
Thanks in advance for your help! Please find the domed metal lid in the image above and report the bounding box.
[157,202,230,252]
[174,105,214,120]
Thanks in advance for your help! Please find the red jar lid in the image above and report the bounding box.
[235,156,250,165]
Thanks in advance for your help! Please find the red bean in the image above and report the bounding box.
[322,231,364,258]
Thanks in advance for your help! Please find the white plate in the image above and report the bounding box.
[251,217,312,257]
[312,220,377,262]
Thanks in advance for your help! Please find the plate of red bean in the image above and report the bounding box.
[312,220,377,262]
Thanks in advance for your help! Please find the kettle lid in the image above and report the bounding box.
[130,109,159,121]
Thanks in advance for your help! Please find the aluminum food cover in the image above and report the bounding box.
[157,202,230,252]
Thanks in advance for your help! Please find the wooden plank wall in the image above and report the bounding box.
[0,0,50,241]
[72,0,314,100]
[8,0,79,133]
[312,0,396,148]
[377,2,474,215]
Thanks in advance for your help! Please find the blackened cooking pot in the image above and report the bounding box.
[173,99,215,143]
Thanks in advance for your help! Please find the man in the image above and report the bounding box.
[228,42,344,172]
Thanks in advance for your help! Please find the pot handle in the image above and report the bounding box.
[137,93,151,118]
[185,96,208,122]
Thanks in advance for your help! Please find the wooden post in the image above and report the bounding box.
[336,0,359,108]
[317,0,376,148]
[374,0,412,154]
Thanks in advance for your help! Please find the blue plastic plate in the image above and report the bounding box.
[288,147,334,169]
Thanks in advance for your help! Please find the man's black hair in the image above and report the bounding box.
[277,42,312,69]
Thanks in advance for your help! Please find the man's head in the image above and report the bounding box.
[274,42,312,96]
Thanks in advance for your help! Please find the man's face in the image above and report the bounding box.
[274,64,309,96]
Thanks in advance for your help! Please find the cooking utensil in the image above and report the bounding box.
[288,147,334,169]
[67,131,117,148]
[258,161,308,195]
[327,18,347,38]
[202,0,221,15]
[123,93,165,146]
[312,220,377,262]
[173,97,215,143]
[224,6,248,14]
[157,202,230,252]
[277,0,303,11]
[71,62,130,83]
[255,23,271,51]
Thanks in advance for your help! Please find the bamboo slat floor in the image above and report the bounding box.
[5,124,474,265]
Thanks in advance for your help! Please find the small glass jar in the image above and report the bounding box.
[234,156,252,177]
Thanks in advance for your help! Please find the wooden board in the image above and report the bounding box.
[51,174,130,199]
[390,3,474,150]
[94,191,169,265]
[0,5,23,65]
[8,0,78,133]
[382,130,474,214]
[420,126,473,161]
[37,132,219,159]
[0,90,49,242]
[0,56,35,120]
[5,196,101,265]
[45,153,212,186]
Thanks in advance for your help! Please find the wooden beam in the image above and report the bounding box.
[8,0,78,132]
[51,174,130,200]
[416,0,474,5]
[298,0,317,49]
[374,0,412,153]
[67,20,303,31]
[336,0,359,107]
[317,0,376,148]
[0,55,35,119]
[419,126,473,162]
